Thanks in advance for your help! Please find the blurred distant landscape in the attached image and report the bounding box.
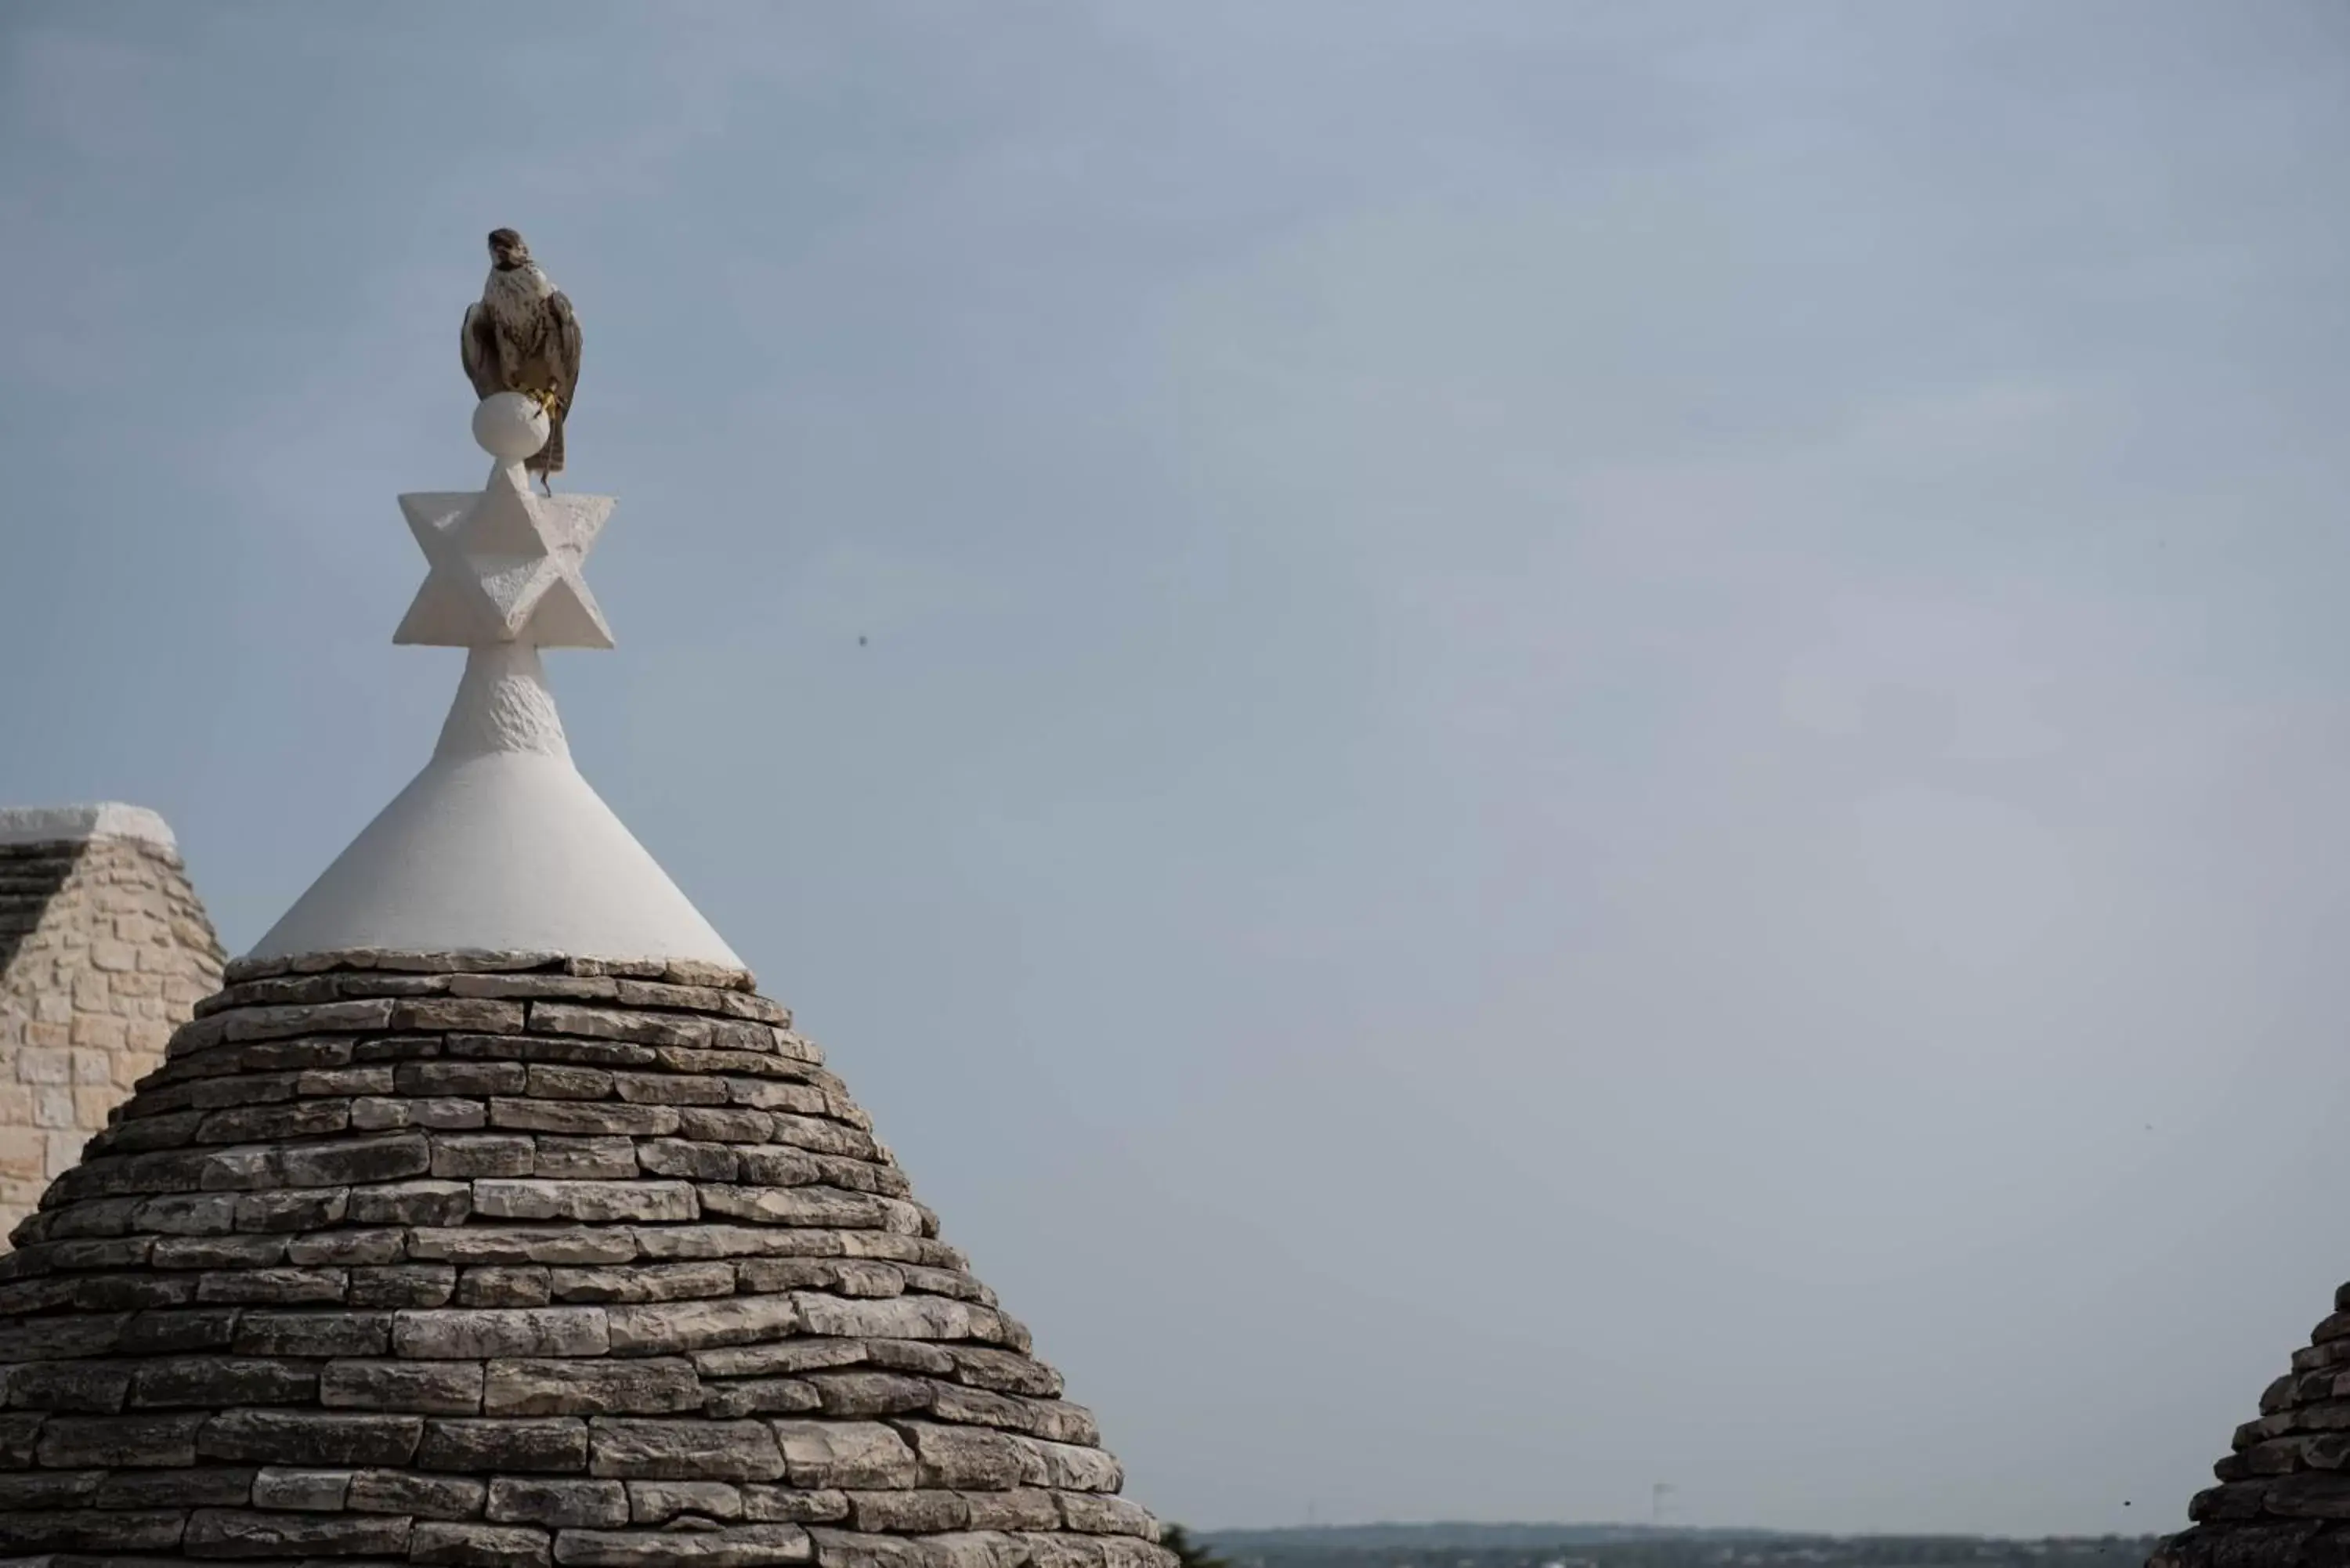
[1198,1523,2161,1568]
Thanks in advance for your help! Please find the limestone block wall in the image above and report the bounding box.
[0,804,223,1239]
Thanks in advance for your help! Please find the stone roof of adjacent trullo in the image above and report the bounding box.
[2150,1290,2350,1566]
[0,396,1173,1567]
[0,804,225,1240]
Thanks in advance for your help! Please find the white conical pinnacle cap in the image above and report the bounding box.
[247,396,744,970]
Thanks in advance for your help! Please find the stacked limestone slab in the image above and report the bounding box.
[0,807,225,1240]
[2151,1296,2350,1567]
[0,947,1169,1568]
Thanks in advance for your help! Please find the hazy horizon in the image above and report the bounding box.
[5,0,2348,1541]
[1195,1519,2160,1538]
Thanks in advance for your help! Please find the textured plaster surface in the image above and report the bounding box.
[0,802,176,848]
[248,747,743,966]
[435,641,571,761]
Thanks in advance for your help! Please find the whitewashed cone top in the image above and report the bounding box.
[248,396,741,969]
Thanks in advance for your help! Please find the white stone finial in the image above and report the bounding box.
[393,397,615,649]
[472,390,552,462]
[246,399,742,970]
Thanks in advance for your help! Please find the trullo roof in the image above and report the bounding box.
[2153,1292,2350,1566]
[0,394,1172,1568]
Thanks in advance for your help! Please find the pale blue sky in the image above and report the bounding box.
[5,0,2349,1539]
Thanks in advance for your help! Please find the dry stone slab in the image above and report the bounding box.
[706,1378,825,1419]
[349,1465,487,1518]
[396,1306,613,1359]
[494,1099,682,1138]
[186,1504,413,1555]
[591,1417,787,1481]
[197,1407,425,1466]
[550,1261,736,1303]
[475,1177,698,1223]
[743,1487,853,1524]
[436,1133,538,1178]
[630,1478,747,1522]
[848,1489,970,1533]
[248,1464,351,1510]
[554,1522,813,1566]
[352,1261,461,1306]
[539,1136,641,1179]
[410,1225,639,1267]
[771,1422,919,1490]
[963,1492,1060,1533]
[419,1414,592,1472]
[320,1356,486,1413]
[129,1353,314,1408]
[490,1476,632,1529]
[484,1357,705,1417]
[348,1176,473,1225]
[606,1294,798,1355]
[807,1371,935,1418]
[462,1263,555,1307]
[1058,1494,1156,1537]
[414,1518,559,1567]
[36,1411,205,1468]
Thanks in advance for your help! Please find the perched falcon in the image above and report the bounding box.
[461,228,582,494]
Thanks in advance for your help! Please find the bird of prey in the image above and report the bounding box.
[461,228,582,494]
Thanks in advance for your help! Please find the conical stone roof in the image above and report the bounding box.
[0,949,1166,1567]
[0,396,1173,1566]
[0,804,226,1238]
[2152,1293,2350,1567]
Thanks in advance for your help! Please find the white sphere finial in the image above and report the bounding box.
[472,392,551,461]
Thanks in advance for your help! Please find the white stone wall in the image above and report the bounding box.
[0,824,223,1238]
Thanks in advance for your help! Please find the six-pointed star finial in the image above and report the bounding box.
[392,394,616,649]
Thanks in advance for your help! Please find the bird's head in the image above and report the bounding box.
[487,229,532,270]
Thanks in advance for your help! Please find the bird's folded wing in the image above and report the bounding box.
[461,302,498,399]
[551,291,583,407]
